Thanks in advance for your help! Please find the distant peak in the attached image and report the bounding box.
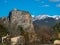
[32,15,60,21]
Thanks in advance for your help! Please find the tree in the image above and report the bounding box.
[52,22,60,42]
[0,24,8,37]
[53,22,60,33]
[0,24,8,43]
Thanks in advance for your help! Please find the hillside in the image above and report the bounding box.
[0,9,60,45]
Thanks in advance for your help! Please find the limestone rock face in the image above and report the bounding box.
[8,9,37,44]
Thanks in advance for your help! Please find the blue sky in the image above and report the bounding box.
[0,0,60,17]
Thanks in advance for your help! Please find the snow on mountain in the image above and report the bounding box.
[32,15,35,17]
[52,15,60,20]
[32,15,48,21]
[32,15,60,21]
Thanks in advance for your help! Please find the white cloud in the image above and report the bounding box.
[38,4,50,7]
[49,0,60,2]
[56,4,60,7]
[42,4,50,7]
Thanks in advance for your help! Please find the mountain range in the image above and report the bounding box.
[32,15,60,26]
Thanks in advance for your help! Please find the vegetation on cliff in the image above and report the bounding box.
[0,24,8,37]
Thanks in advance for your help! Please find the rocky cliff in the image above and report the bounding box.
[6,9,37,44]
